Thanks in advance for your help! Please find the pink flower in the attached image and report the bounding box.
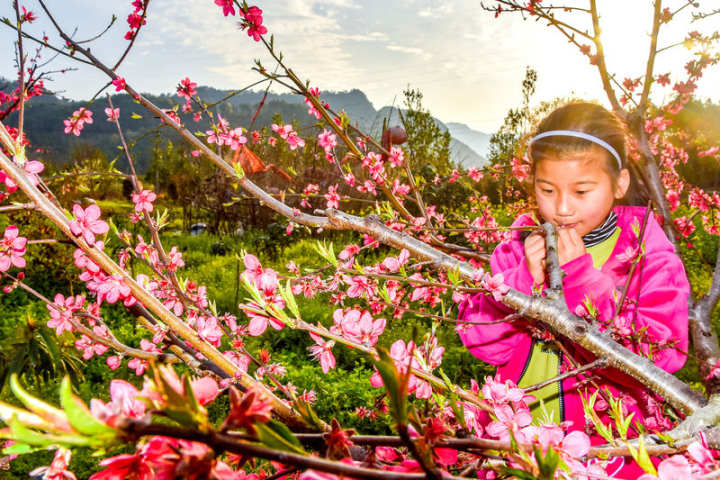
[166,246,185,272]
[47,294,84,336]
[286,132,305,150]
[104,107,120,121]
[467,167,483,182]
[91,274,132,305]
[239,6,267,41]
[226,127,248,150]
[243,253,264,283]
[177,77,198,99]
[560,430,590,458]
[338,243,360,261]
[0,225,26,271]
[308,332,336,373]
[131,189,156,213]
[317,129,337,152]
[90,380,146,425]
[481,272,510,301]
[699,146,720,157]
[69,204,109,245]
[106,356,121,370]
[486,404,532,442]
[324,184,340,209]
[638,454,691,479]
[111,77,126,92]
[75,334,109,360]
[243,302,285,336]
[88,453,153,480]
[214,0,235,16]
[345,275,374,298]
[388,146,404,167]
[340,309,386,346]
[481,375,527,405]
[194,316,223,347]
[20,6,37,23]
[63,108,93,136]
[665,189,680,211]
[29,448,77,480]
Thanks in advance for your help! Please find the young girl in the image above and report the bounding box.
[457,102,689,458]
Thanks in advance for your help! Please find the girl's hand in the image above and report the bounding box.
[557,227,587,266]
[524,231,546,285]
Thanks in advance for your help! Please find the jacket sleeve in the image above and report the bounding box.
[456,240,536,366]
[560,222,689,374]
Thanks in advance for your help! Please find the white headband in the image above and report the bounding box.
[528,130,623,169]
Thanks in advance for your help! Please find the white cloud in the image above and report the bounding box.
[386,45,429,57]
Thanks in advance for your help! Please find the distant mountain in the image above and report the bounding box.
[446,123,492,165]
[11,82,490,172]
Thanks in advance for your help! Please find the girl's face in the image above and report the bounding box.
[533,148,630,238]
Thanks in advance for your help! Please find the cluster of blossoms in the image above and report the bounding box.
[125,0,148,40]
[317,129,338,160]
[206,114,247,151]
[63,108,93,136]
[0,225,26,273]
[131,189,157,213]
[271,123,305,150]
[304,87,328,119]
[175,77,200,119]
[214,2,267,41]
[0,78,43,119]
[300,183,319,208]
[370,337,444,399]
[238,254,285,336]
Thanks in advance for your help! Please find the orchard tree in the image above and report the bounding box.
[0,1,719,479]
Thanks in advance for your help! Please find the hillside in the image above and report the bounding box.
[9,85,490,173]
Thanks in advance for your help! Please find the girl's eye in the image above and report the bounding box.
[576,191,588,195]
[541,189,554,194]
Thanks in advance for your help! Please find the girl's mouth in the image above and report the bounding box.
[557,222,578,229]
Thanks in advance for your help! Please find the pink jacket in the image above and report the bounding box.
[457,205,689,435]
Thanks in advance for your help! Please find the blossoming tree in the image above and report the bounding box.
[1,0,720,479]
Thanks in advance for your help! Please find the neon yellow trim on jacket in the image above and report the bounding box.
[517,227,622,423]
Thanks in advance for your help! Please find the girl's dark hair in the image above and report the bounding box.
[528,101,648,206]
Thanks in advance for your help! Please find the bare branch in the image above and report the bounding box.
[638,0,663,112]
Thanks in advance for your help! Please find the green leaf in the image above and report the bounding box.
[501,467,538,480]
[255,420,306,455]
[59,377,117,437]
[9,374,70,432]
[0,401,56,431]
[280,280,300,320]
[152,366,206,429]
[293,397,325,431]
[627,435,657,476]
[131,112,143,119]
[535,444,560,480]
[371,347,408,426]
[580,391,613,443]
[8,415,92,448]
[2,442,40,455]
[233,161,245,179]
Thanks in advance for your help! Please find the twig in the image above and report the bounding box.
[522,358,607,393]
[613,201,652,318]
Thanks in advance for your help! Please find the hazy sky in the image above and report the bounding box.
[1,1,718,133]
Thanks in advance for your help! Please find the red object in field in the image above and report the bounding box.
[232,146,292,182]
[381,126,408,150]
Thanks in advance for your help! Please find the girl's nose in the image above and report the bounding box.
[556,194,573,216]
